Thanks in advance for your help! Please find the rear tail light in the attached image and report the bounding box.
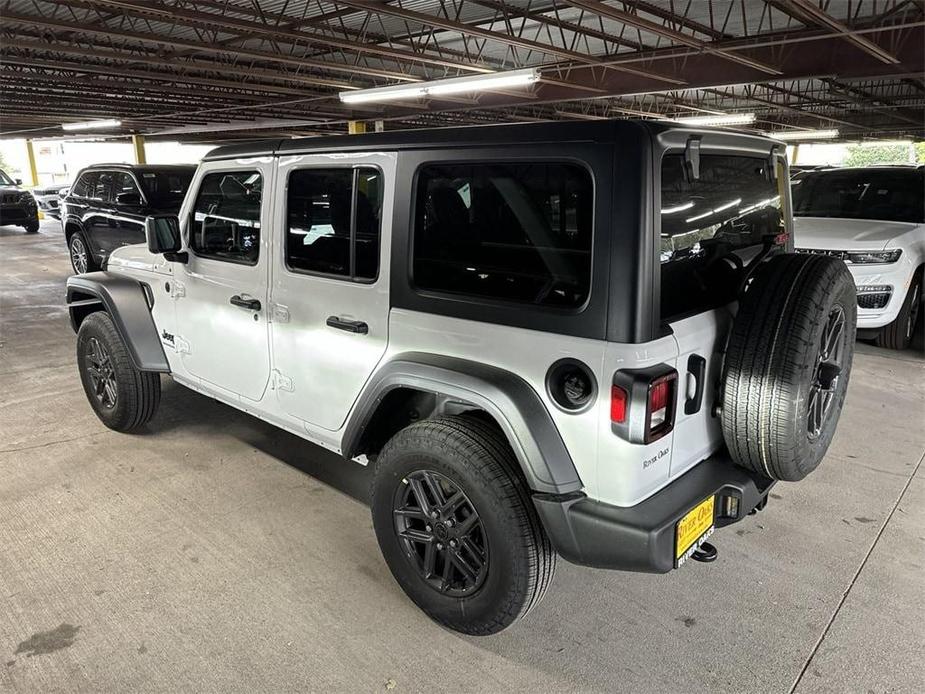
[610,385,628,423]
[647,375,675,438]
[611,365,678,444]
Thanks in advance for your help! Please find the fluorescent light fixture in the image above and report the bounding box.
[685,198,742,224]
[713,198,742,213]
[340,68,539,105]
[685,210,714,223]
[769,129,839,141]
[61,119,121,131]
[661,202,694,214]
[669,113,755,127]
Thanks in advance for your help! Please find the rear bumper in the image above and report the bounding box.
[533,453,774,573]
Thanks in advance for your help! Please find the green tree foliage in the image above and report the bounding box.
[915,141,925,164]
[844,144,911,167]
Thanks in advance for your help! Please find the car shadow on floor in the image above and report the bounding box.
[148,379,373,505]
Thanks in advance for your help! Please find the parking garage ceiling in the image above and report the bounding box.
[1,0,923,142]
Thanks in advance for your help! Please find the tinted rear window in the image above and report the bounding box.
[793,169,923,223]
[412,162,593,308]
[660,153,785,321]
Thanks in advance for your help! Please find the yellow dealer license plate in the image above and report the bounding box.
[675,496,715,567]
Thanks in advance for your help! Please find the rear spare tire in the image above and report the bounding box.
[721,253,856,481]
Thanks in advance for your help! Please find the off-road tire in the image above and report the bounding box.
[371,416,555,635]
[76,312,160,432]
[721,253,856,481]
[875,268,922,351]
[68,231,99,274]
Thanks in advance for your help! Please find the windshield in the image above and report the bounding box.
[793,169,924,223]
[137,169,194,208]
[0,170,16,186]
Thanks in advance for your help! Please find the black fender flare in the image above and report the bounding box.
[66,272,170,373]
[342,353,583,495]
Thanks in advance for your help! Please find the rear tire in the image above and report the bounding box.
[370,416,555,635]
[875,269,922,351]
[76,312,160,432]
[721,254,856,482]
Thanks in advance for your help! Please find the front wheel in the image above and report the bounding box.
[76,312,161,432]
[370,416,555,635]
[875,269,922,351]
[24,220,39,234]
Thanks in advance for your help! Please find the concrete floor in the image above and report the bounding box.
[1,219,923,694]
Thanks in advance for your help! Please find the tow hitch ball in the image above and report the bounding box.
[692,542,718,563]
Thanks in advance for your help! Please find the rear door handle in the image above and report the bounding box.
[685,354,707,415]
[326,316,368,334]
[230,294,261,311]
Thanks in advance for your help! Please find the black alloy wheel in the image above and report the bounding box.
[84,336,118,409]
[808,305,846,440]
[70,234,89,274]
[393,469,488,597]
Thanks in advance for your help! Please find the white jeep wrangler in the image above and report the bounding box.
[67,121,856,635]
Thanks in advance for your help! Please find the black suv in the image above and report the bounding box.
[0,168,39,233]
[63,164,195,273]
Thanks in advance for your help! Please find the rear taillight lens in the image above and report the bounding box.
[611,365,678,444]
[647,374,676,441]
[611,385,628,423]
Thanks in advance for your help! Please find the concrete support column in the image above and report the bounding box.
[132,134,147,164]
[25,139,39,186]
[347,121,366,135]
[789,144,800,166]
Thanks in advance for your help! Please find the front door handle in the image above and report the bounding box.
[326,316,368,334]
[230,295,261,311]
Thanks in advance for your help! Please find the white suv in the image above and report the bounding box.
[66,121,856,634]
[794,166,924,350]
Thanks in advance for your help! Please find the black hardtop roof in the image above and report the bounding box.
[203,119,779,162]
[82,163,197,172]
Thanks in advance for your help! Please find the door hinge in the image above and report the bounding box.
[270,303,290,323]
[174,336,191,354]
[272,369,293,392]
[170,280,186,299]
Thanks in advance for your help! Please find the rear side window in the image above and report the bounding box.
[91,172,115,202]
[413,162,593,308]
[72,172,94,197]
[190,171,262,264]
[286,167,383,280]
[660,154,784,321]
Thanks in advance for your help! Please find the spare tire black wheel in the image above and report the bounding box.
[721,253,856,482]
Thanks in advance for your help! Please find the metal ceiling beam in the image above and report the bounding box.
[2,10,419,82]
[331,0,684,83]
[6,38,353,91]
[45,0,490,74]
[769,0,902,64]
[567,0,782,74]
[0,55,318,97]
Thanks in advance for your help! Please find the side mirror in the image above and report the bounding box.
[145,214,182,256]
[116,191,142,205]
[14,178,22,185]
